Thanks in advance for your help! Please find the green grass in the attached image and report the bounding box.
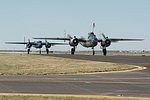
[0,53,144,75]
[0,94,149,100]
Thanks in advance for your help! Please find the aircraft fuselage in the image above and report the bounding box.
[32,41,43,48]
[80,40,98,48]
[80,32,98,48]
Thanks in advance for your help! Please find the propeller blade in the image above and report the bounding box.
[63,30,72,40]
[102,33,107,40]
[28,39,30,43]
[67,34,72,39]
[64,30,67,42]
[92,23,95,32]
[45,39,48,42]
[24,37,25,43]
[25,46,28,49]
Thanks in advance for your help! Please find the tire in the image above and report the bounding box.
[71,48,75,55]
[27,49,30,54]
[103,49,107,56]
[46,49,49,54]
[93,50,95,55]
[39,50,41,54]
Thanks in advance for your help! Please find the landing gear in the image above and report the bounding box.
[27,48,30,54]
[102,48,107,56]
[46,48,49,54]
[92,47,95,55]
[39,49,41,54]
[71,47,75,55]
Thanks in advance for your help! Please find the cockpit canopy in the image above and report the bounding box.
[88,32,96,39]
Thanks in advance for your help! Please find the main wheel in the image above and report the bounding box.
[93,50,95,55]
[71,48,75,55]
[39,50,41,54]
[103,49,107,56]
[27,49,30,54]
[46,48,49,54]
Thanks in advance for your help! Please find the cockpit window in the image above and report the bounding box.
[88,32,96,39]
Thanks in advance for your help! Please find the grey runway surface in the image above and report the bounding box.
[0,54,150,97]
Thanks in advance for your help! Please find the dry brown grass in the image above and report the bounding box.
[0,53,143,75]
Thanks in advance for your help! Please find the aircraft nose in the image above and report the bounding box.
[91,39,97,44]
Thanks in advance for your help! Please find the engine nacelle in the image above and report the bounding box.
[69,38,79,46]
[101,39,111,47]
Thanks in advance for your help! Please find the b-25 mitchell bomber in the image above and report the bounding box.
[5,40,68,54]
[33,23,144,56]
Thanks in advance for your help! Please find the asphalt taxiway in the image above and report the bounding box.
[0,54,150,97]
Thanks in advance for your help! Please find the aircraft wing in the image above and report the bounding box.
[50,43,68,46]
[5,42,28,44]
[98,38,144,42]
[109,38,144,42]
[78,38,87,42]
[5,42,37,45]
[33,37,87,42]
[42,42,68,45]
[33,37,70,41]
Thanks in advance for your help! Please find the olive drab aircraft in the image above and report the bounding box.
[33,23,144,56]
[5,39,68,54]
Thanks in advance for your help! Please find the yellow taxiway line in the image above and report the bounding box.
[0,93,149,99]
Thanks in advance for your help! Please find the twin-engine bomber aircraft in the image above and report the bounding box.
[33,23,144,56]
[5,40,67,54]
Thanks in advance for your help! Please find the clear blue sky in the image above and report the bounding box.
[0,0,149,51]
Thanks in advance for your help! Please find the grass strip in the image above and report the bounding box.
[0,53,144,75]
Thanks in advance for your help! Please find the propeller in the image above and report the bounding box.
[64,30,67,42]
[67,34,72,39]
[64,30,72,40]
[24,37,26,52]
[45,39,48,45]
[92,23,95,33]
[24,36,26,44]
[102,33,107,39]
[26,39,32,49]
[101,33,109,42]
[45,40,51,48]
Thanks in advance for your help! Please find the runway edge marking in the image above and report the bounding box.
[64,66,147,75]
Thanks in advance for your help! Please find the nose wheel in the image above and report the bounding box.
[92,47,95,55]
